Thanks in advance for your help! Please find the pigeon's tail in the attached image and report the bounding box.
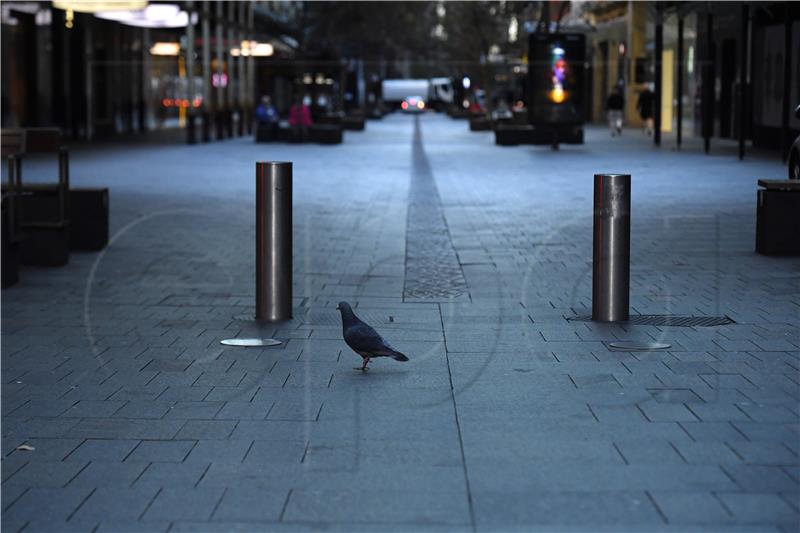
[389,350,409,362]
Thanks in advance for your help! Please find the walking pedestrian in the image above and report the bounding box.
[637,84,655,136]
[606,86,624,136]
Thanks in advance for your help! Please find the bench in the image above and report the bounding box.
[2,128,71,266]
[343,115,365,131]
[495,124,584,146]
[756,179,800,256]
[309,124,343,144]
[255,122,279,142]
[469,115,491,131]
[70,188,109,251]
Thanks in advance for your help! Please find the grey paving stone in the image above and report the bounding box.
[717,492,800,525]
[112,400,172,419]
[175,420,237,440]
[472,490,663,529]
[184,439,253,464]
[124,440,196,463]
[679,421,749,442]
[164,401,226,420]
[722,465,799,492]
[614,440,684,465]
[211,487,288,522]
[62,400,126,418]
[132,461,210,489]
[283,488,470,526]
[66,461,150,488]
[650,491,734,525]
[671,441,743,464]
[64,418,184,440]
[65,439,140,462]
[727,442,799,465]
[687,402,751,422]
[96,520,171,532]
[638,403,699,422]
[242,439,306,466]
[3,486,93,524]
[142,487,226,521]
[215,401,274,420]
[69,486,159,522]
[4,438,83,462]
[4,460,88,488]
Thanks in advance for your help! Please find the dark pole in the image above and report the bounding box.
[677,16,684,150]
[592,174,631,323]
[654,5,663,146]
[256,162,293,322]
[781,4,792,162]
[185,1,196,144]
[702,11,714,154]
[738,4,748,160]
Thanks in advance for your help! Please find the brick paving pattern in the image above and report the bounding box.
[2,115,799,532]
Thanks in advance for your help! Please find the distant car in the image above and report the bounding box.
[401,96,426,113]
[789,105,800,180]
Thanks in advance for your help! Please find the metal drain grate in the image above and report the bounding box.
[567,315,735,327]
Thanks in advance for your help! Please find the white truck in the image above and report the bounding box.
[382,78,454,110]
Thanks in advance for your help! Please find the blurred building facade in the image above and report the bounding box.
[1,1,272,142]
[581,1,799,155]
[2,1,798,155]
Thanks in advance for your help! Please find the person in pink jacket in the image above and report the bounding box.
[289,94,313,141]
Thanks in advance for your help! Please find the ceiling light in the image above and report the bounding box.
[94,3,188,28]
[150,42,180,56]
[53,0,147,13]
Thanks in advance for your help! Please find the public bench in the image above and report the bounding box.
[3,128,71,266]
[255,121,343,145]
[343,112,366,131]
[469,114,491,131]
[756,179,800,256]
[1,128,109,270]
[495,124,584,146]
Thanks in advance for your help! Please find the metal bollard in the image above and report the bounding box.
[592,173,630,322]
[256,162,292,322]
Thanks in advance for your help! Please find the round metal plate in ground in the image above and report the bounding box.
[608,341,671,351]
[220,338,282,347]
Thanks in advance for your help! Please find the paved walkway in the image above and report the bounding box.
[2,115,799,532]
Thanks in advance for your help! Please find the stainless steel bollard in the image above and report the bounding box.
[256,161,292,322]
[592,174,630,322]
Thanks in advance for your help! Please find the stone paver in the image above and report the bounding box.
[2,114,799,531]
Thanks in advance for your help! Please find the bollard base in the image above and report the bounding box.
[220,338,281,347]
[608,341,670,352]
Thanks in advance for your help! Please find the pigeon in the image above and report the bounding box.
[336,301,409,371]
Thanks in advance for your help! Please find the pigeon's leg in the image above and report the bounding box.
[353,355,370,371]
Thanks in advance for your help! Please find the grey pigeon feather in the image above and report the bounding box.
[337,301,409,371]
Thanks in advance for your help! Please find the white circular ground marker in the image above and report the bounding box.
[608,341,671,351]
[220,338,282,347]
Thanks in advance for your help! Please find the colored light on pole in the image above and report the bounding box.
[547,43,568,104]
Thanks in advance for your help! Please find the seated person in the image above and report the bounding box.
[255,95,279,140]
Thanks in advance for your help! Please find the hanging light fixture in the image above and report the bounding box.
[53,1,147,13]
[94,3,190,28]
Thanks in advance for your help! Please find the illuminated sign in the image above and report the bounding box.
[548,44,567,104]
[528,32,586,125]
